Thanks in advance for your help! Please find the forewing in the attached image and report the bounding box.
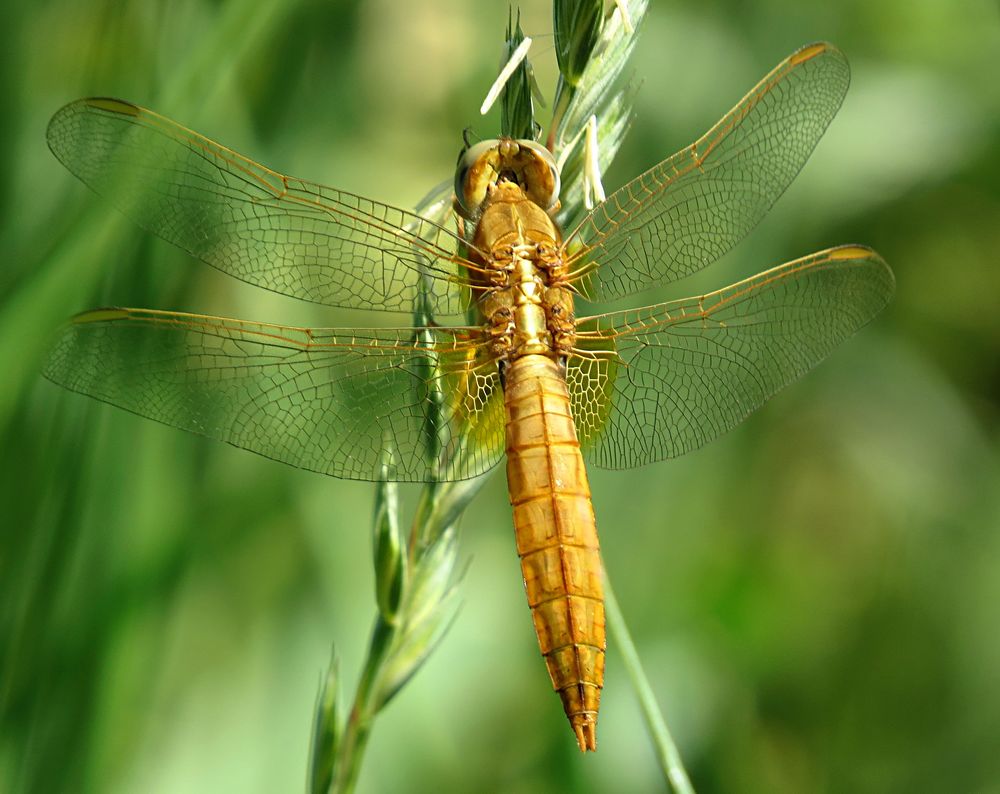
[43,309,504,482]
[46,98,480,315]
[568,247,894,467]
[566,43,850,302]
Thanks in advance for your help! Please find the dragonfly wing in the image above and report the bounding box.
[566,42,851,302]
[47,98,479,316]
[568,247,894,467]
[43,309,504,482]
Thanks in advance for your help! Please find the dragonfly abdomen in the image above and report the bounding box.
[504,354,606,752]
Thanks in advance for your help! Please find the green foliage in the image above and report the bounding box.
[372,475,404,623]
[553,0,605,88]
[499,13,541,140]
[308,648,342,794]
[551,0,648,230]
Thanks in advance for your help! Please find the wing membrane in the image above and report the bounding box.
[568,246,894,467]
[566,42,850,302]
[43,309,504,482]
[46,98,481,315]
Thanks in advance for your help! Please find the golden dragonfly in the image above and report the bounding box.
[44,42,893,751]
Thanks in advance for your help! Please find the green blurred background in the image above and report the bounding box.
[2,1,999,792]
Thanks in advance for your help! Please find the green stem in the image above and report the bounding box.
[329,619,395,794]
[409,481,440,557]
[604,573,696,794]
[547,76,574,149]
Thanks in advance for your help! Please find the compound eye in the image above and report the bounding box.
[516,140,561,210]
[454,139,500,216]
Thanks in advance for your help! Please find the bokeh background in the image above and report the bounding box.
[2,1,999,792]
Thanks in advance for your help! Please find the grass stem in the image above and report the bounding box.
[604,572,696,794]
[329,619,394,793]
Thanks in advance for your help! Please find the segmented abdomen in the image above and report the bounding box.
[503,354,605,752]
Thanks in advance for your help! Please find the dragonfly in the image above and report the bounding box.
[44,42,893,752]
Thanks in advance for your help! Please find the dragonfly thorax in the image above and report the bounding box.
[469,185,575,361]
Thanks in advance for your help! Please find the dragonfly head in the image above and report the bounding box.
[454,137,560,218]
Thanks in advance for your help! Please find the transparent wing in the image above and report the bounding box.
[568,246,894,467]
[43,308,504,482]
[47,98,483,316]
[565,42,851,302]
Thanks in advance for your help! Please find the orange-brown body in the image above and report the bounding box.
[468,174,606,751]
[505,355,605,752]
